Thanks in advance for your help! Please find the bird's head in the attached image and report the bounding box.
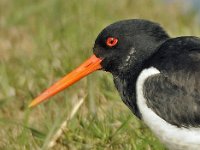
[93,19,169,76]
[29,19,169,107]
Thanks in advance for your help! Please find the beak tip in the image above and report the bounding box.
[28,100,37,108]
[28,103,33,108]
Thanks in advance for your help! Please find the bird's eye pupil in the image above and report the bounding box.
[106,37,118,47]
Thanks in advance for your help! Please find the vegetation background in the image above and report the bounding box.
[0,0,199,149]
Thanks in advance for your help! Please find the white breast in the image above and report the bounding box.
[136,67,200,150]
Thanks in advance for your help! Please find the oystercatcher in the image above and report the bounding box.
[29,19,200,150]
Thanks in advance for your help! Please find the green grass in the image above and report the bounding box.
[0,0,199,149]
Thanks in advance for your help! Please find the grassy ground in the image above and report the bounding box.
[0,0,199,149]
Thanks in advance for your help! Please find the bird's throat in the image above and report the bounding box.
[113,73,141,118]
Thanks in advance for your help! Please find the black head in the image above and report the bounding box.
[93,19,170,76]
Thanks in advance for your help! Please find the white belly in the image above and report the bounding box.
[136,67,200,150]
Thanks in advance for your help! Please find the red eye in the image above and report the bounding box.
[106,37,118,47]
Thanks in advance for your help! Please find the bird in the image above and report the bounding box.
[29,19,200,150]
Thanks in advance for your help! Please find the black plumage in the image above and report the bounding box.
[94,19,170,117]
[94,19,200,128]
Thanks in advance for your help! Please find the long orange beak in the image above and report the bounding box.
[29,55,102,108]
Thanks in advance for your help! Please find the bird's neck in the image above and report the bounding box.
[113,38,170,118]
[113,71,142,118]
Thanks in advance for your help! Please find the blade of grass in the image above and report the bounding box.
[0,118,46,140]
[41,92,86,150]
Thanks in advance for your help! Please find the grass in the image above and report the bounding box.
[0,0,199,149]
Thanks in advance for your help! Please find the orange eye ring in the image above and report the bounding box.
[106,37,118,47]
